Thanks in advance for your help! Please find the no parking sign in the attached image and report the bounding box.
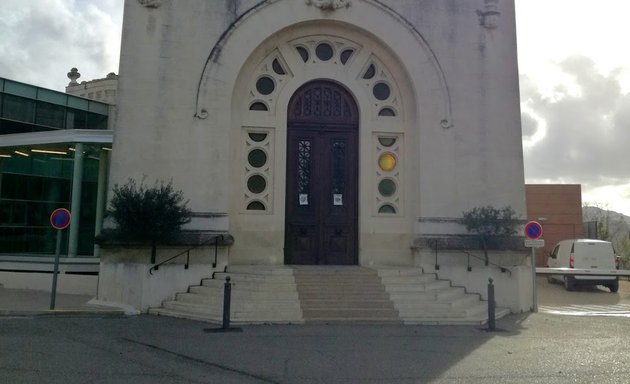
[50,208,71,230]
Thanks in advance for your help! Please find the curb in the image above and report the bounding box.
[0,309,130,318]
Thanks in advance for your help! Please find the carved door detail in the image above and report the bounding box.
[284,81,358,265]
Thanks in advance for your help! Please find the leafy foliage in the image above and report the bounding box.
[109,178,191,262]
[461,206,520,265]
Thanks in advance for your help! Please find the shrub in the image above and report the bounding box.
[461,205,520,265]
[109,178,191,262]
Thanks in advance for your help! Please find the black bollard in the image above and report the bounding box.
[204,274,241,333]
[222,276,232,329]
[487,278,496,331]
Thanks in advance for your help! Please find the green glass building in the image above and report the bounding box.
[0,78,112,258]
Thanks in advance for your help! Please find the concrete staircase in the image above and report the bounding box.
[293,266,401,324]
[149,265,509,325]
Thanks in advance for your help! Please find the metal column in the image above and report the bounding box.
[68,143,84,257]
[93,149,109,257]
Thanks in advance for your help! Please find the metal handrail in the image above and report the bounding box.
[149,234,225,275]
[459,250,512,276]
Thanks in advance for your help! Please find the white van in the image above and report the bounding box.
[547,239,619,292]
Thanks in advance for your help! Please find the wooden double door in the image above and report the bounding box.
[284,81,358,265]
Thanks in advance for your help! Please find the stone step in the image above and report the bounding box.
[305,317,403,325]
[188,285,298,300]
[384,280,451,292]
[201,279,297,291]
[213,272,295,283]
[225,265,295,275]
[175,292,301,309]
[161,300,303,321]
[149,307,305,325]
[303,308,400,319]
[388,287,466,302]
[374,267,426,277]
[379,274,438,285]
[395,295,483,313]
[300,299,396,310]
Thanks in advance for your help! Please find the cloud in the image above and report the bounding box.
[0,0,123,91]
[522,56,630,191]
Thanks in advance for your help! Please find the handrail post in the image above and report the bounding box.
[434,240,439,270]
[222,276,232,329]
[487,278,496,331]
[185,250,190,270]
[213,235,221,268]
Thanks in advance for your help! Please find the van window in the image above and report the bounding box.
[551,245,559,259]
[570,243,575,253]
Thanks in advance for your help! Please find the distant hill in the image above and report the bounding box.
[582,206,630,243]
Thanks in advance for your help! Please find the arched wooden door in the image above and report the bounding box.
[284,81,359,265]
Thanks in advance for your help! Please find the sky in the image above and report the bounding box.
[1,0,629,216]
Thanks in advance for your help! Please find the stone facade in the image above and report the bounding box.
[100,0,529,311]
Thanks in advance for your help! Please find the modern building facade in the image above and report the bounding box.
[525,184,584,267]
[96,0,533,314]
[0,77,113,258]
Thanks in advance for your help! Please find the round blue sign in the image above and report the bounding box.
[524,221,543,240]
[50,208,71,230]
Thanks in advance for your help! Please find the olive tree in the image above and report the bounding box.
[109,178,191,263]
[461,205,520,266]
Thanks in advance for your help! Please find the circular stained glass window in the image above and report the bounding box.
[373,83,391,101]
[378,179,397,197]
[378,204,397,214]
[248,149,267,168]
[247,175,266,194]
[315,43,333,61]
[247,201,265,211]
[378,152,397,172]
[256,76,275,95]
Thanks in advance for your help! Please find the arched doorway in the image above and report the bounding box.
[284,81,359,265]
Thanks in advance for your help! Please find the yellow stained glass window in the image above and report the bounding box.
[378,152,397,172]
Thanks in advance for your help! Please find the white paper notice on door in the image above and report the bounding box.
[299,194,309,205]
[333,194,343,206]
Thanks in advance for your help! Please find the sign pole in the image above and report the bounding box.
[50,229,62,310]
[524,221,543,313]
[49,208,71,310]
[531,246,537,312]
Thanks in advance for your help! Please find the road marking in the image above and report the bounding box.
[539,304,630,317]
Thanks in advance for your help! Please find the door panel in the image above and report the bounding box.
[284,80,358,265]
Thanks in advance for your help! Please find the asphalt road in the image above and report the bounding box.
[2,279,630,383]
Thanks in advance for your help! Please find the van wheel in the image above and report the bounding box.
[564,276,574,291]
[607,281,619,293]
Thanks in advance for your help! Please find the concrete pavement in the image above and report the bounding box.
[2,278,630,382]
[0,285,125,317]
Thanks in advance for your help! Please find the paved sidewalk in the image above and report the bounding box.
[0,286,125,316]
